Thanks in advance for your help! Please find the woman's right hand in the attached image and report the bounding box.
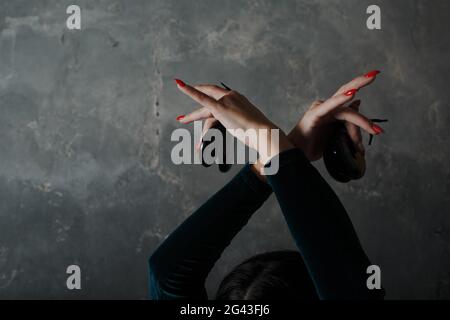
[288,70,384,161]
[175,80,294,164]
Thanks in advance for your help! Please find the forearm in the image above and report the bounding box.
[266,148,383,299]
[149,164,272,300]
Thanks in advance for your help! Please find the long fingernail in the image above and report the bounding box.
[345,89,358,96]
[365,70,381,78]
[371,124,384,135]
[175,79,186,87]
[176,115,185,121]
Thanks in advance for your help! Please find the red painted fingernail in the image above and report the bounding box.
[371,124,384,135]
[345,89,358,96]
[175,79,186,87]
[365,70,381,78]
[176,115,185,121]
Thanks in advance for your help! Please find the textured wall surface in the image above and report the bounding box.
[0,0,449,299]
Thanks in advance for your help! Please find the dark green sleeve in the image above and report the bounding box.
[266,148,385,299]
[149,164,272,300]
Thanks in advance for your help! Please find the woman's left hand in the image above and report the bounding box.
[175,80,294,164]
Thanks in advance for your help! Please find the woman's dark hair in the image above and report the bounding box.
[216,250,319,300]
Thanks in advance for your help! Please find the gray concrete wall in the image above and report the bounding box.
[0,0,449,299]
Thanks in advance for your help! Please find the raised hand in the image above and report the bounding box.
[174,79,293,164]
[288,70,384,161]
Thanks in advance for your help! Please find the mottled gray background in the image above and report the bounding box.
[0,0,449,299]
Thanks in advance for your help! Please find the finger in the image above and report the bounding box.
[344,100,364,153]
[201,118,218,139]
[194,84,230,100]
[334,106,378,135]
[333,70,381,97]
[346,124,364,154]
[310,100,324,109]
[196,118,217,151]
[315,90,357,117]
[181,107,212,124]
[175,79,221,112]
